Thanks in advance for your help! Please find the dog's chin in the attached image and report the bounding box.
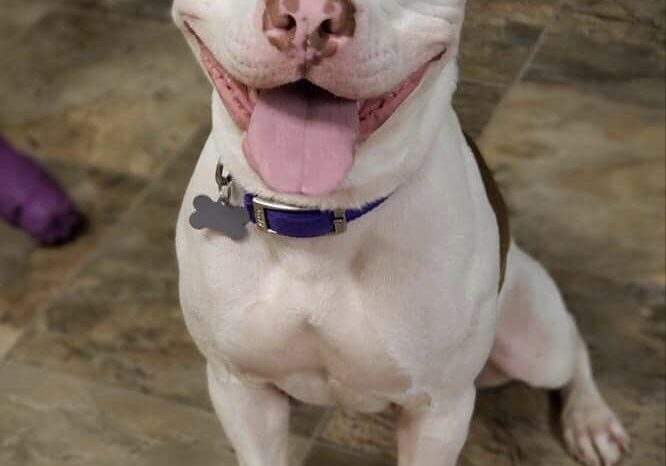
[187,24,441,196]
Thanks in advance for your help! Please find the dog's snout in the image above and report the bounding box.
[263,0,356,58]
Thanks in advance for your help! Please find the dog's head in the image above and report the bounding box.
[173,0,465,204]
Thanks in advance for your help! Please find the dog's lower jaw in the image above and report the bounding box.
[207,58,459,211]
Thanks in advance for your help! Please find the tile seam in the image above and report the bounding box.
[299,407,336,465]
[5,124,210,362]
[478,0,569,142]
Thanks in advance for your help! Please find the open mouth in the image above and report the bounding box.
[188,24,434,195]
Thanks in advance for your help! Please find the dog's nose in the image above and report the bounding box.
[263,0,356,58]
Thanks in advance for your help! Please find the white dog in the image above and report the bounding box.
[173,1,630,465]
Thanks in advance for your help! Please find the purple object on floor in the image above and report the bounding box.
[0,137,82,245]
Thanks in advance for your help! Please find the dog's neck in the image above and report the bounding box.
[208,59,460,211]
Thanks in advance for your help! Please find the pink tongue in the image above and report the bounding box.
[244,82,359,195]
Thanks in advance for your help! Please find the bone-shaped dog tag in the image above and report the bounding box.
[189,195,250,241]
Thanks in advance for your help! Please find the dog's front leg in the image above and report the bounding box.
[396,388,476,466]
[207,363,290,466]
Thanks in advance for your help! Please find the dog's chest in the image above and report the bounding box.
[177,136,501,412]
[178,232,450,411]
[232,281,413,410]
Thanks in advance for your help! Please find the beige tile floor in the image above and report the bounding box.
[0,0,664,465]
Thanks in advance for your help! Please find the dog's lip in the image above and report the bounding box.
[185,22,438,137]
[179,11,203,22]
[186,22,255,129]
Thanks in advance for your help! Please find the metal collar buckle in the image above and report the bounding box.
[251,196,347,235]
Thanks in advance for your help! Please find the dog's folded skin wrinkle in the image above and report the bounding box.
[464,132,510,291]
[173,1,630,465]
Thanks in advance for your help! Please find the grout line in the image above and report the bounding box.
[478,0,569,143]
[298,407,335,465]
[10,356,216,411]
[2,355,345,466]
[0,358,220,418]
[5,124,210,359]
[510,3,564,90]
[2,357,343,466]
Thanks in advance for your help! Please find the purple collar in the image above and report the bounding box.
[243,193,387,238]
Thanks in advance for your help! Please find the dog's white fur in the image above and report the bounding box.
[173,1,629,465]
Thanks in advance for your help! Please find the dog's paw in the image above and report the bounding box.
[562,388,630,466]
